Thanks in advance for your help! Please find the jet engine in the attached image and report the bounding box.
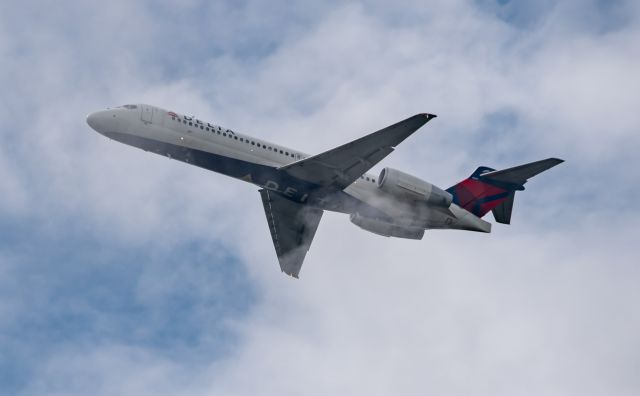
[378,168,452,207]
[349,213,425,240]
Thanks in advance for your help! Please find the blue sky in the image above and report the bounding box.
[1,1,639,395]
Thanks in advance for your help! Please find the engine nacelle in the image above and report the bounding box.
[378,168,452,207]
[350,213,425,240]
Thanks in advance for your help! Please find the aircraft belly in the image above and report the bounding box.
[104,130,320,203]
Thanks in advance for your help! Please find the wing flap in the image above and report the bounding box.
[260,189,323,278]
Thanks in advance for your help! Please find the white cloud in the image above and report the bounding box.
[0,153,29,215]
[1,0,639,395]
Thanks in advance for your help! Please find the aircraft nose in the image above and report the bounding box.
[86,110,108,133]
[86,111,100,131]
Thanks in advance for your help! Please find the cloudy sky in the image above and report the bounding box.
[1,0,639,394]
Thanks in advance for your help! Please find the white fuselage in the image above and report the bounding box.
[87,104,490,233]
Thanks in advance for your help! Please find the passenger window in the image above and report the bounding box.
[200,126,204,130]
[189,122,192,126]
[240,138,243,142]
[234,136,238,140]
[223,133,226,137]
[251,141,255,145]
[279,150,283,154]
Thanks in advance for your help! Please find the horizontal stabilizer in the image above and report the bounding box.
[480,158,564,185]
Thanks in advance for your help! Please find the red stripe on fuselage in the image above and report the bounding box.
[452,178,508,216]
[455,179,505,205]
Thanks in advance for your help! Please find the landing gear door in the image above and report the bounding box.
[141,105,153,124]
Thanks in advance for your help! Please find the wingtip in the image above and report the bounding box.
[282,269,300,279]
[414,113,436,119]
[546,157,565,166]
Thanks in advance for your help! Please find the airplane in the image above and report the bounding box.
[87,104,563,278]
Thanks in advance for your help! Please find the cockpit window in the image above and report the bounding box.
[123,104,137,109]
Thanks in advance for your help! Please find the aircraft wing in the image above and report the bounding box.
[278,113,436,190]
[259,189,323,278]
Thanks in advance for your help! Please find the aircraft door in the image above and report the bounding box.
[141,105,153,124]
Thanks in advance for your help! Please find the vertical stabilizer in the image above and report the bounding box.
[491,191,515,224]
[446,158,563,222]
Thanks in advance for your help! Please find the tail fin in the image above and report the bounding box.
[446,158,563,222]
